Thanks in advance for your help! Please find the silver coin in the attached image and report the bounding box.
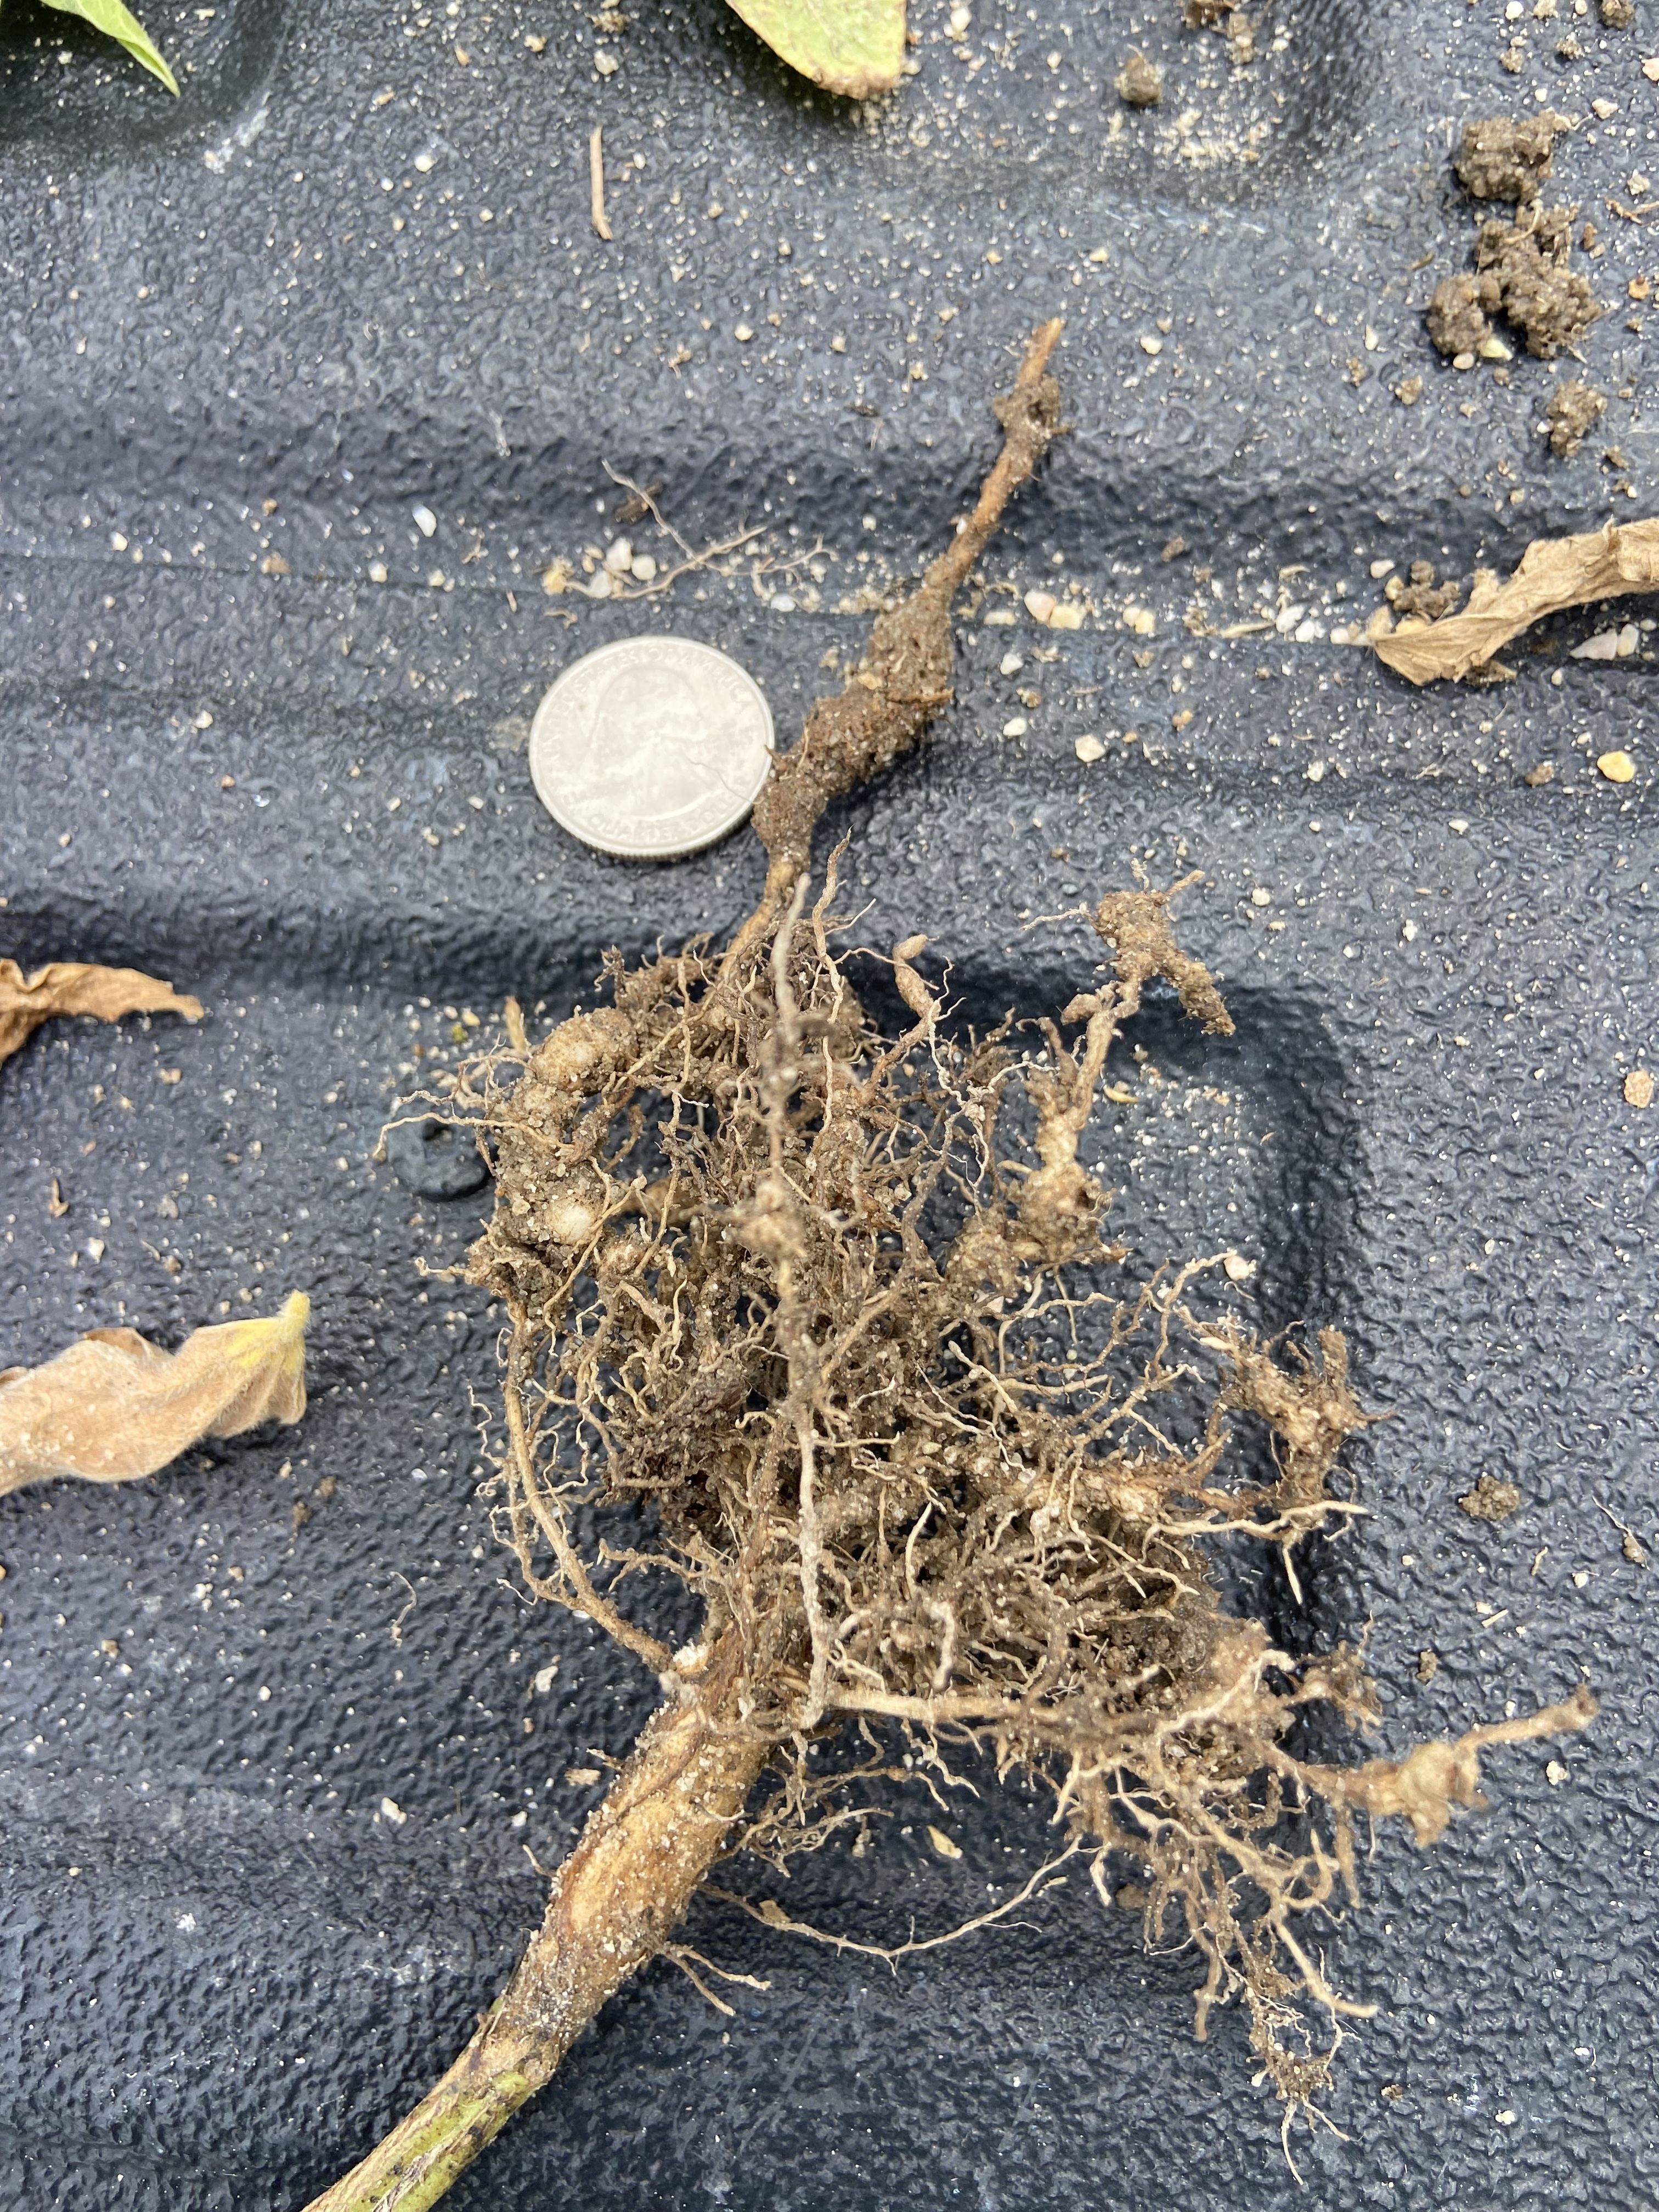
[528,636,775,860]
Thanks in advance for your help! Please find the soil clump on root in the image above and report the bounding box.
[303,324,1598,2212]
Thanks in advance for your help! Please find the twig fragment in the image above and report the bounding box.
[589,127,611,242]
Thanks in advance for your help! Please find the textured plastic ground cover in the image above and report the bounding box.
[2,0,1657,2205]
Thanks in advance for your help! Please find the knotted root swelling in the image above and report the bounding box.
[306,323,1597,2211]
[746,316,1061,890]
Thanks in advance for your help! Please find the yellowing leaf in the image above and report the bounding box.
[41,0,178,92]
[0,1292,309,1496]
[724,0,905,98]
[0,960,202,1073]
[1372,517,1659,686]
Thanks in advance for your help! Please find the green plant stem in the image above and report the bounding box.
[303,1635,769,2212]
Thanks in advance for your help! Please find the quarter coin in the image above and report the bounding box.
[528,636,775,860]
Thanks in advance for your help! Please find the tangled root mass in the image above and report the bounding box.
[451,325,1592,2143]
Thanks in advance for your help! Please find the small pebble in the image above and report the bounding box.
[630,553,657,582]
[1598,749,1636,782]
[1024,588,1057,624]
[413,505,437,537]
[1002,716,1028,737]
[1624,1068,1654,1108]
[1073,732,1105,762]
[1000,651,1025,676]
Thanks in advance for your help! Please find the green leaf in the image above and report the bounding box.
[41,0,179,92]
[724,0,905,98]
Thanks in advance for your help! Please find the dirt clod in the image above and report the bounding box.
[1455,112,1569,205]
[1115,49,1163,105]
[1417,1649,1440,1684]
[1387,562,1463,620]
[1547,379,1607,457]
[1182,0,1253,63]
[1459,1473,1522,1522]
[1431,121,1599,363]
[1475,213,1599,357]
[1426,274,1492,358]
[1429,214,1598,361]
[1600,0,1634,25]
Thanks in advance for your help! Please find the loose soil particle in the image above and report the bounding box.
[1459,1474,1522,1523]
[1115,50,1163,107]
[1547,379,1608,458]
[1387,562,1463,621]
[1454,113,1569,205]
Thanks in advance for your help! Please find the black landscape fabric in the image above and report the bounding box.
[1,0,1655,2206]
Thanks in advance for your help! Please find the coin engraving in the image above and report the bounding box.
[528,637,775,860]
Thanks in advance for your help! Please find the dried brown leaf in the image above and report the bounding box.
[1372,517,1659,685]
[0,1291,308,1494]
[0,960,203,1071]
